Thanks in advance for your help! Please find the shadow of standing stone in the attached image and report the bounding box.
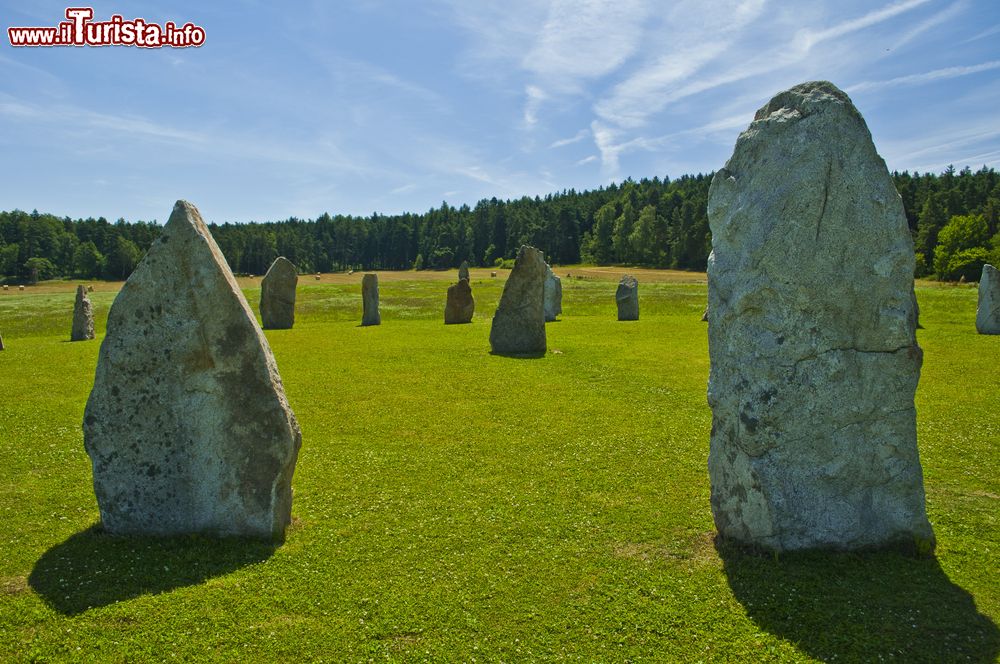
[717,539,1000,662]
[29,524,277,615]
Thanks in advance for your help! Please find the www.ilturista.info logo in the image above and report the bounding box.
[7,7,205,48]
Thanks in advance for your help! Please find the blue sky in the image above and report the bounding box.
[1,0,999,223]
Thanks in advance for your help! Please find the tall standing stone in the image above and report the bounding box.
[83,200,301,540]
[445,278,475,324]
[489,245,546,354]
[616,275,639,321]
[260,256,298,330]
[543,264,562,322]
[0,331,4,351]
[458,260,470,282]
[707,81,933,552]
[362,273,380,326]
[977,264,1000,334]
[71,285,95,341]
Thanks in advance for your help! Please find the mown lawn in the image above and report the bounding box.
[0,272,997,662]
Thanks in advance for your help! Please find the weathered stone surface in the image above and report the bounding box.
[616,276,639,321]
[707,81,933,552]
[83,200,301,540]
[489,245,546,354]
[260,256,298,329]
[977,264,1000,334]
[71,285,95,341]
[458,261,470,282]
[445,278,475,324]
[362,273,380,326]
[543,264,562,322]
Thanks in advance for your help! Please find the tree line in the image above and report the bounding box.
[2,166,998,283]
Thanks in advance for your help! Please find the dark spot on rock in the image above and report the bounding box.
[740,410,759,434]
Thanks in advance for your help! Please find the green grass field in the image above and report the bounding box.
[0,273,997,662]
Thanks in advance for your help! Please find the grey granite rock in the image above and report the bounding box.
[71,285,95,341]
[458,261,470,282]
[445,278,475,324]
[489,245,546,354]
[706,81,934,552]
[83,200,301,540]
[977,264,1000,334]
[616,276,639,321]
[260,257,298,330]
[543,264,562,322]
[361,274,380,326]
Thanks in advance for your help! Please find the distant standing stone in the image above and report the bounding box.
[701,305,709,322]
[83,200,301,540]
[458,261,470,282]
[977,264,1000,334]
[260,256,298,330]
[71,284,95,341]
[362,273,380,326]
[445,278,475,324]
[0,331,4,350]
[616,275,639,321]
[707,81,933,552]
[489,245,546,354]
[543,264,562,322]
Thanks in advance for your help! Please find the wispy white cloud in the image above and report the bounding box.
[523,85,547,126]
[575,155,598,166]
[963,22,1000,43]
[549,129,589,148]
[888,0,966,51]
[523,0,650,83]
[792,0,933,51]
[847,60,1000,93]
[390,183,418,195]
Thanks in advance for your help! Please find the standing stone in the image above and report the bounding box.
[489,245,546,354]
[616,276,639,321]
[701,305,709,322]
[71,285,95,341]
[977,264,1000,334]
[707,81,933,552]
[83,200,301,540]
[445,278,475,324]
[361,274,380,326]
[260,256,298,330]
[458,260,470,282]
[543,264,562,322]
[0,331,4,350]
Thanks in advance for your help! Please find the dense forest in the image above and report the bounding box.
[2,166,999,284]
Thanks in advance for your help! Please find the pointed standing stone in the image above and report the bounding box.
[445,278,475,324]
[616,275,639,321]
[543,264,562,322]
[977,264,1000,334]
[489,245,546,354]
[707,81,933,552]
[83,200,301,540]
[458,260,470,282]
[0,331,4,351]
[260,256,298,330]
[71,285,95,341]
[362,274,380,326]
